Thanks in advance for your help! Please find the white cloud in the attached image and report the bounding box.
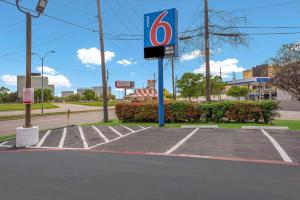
[193,58,245,78]
[77,47,115,66]
[117,58,137,66]
[36,66,71,88]
[0,74,17,86]
[36,66,57,75]
[180,50,203,62]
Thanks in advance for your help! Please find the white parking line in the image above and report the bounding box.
[89,127,151,149]
[165,128,199,154]
[0,144,12,148]
[78,126,88,149]
[58,128,67,148]
[121,126,135,133]
[109,126,123,137]
[92,126,109,142]
[138,126,145,129]
[36,130,52,147]
[261,129,293,163]
[0,141,9,145]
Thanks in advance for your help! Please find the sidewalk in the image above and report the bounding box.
[0,103,114,117]
[279,110,300,120]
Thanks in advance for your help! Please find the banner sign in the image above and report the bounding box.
[23,88,34,104]
[144,8,178,59]
[115,81,135,89]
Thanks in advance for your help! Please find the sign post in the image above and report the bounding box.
[144,8,178,127]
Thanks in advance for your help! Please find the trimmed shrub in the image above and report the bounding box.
[115,100,279,123]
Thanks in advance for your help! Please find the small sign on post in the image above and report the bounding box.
[23,88,34,104]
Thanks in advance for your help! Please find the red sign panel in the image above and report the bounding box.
[115,81,135,89]
[23,88,34,104]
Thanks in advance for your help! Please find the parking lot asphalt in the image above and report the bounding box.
[0,151,299,200]
[1,125,299,165]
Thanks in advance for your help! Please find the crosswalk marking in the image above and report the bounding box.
[37,130,51,147]
[92,126,109,142]
[109,126,123,137]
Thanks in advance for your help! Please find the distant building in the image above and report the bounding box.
[244,64,274,79]
[92,86,111,97]
[77,88,89,96]
[17,74,54,98]
[77,87,111,97]
[243,69,252,79]
[61,91,74,98]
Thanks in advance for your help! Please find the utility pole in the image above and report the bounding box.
[25,13,32,127]
[171,58,176,100]
[96,0,109,122]
[204,0,211,102]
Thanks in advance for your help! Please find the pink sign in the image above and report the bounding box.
[23,88,34,104]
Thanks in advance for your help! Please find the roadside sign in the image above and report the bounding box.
[144,8,178,59]
[115,81,135,89]
[23,88,34,104]
[144,8,178,127]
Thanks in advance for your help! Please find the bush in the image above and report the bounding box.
[115,101,279,123]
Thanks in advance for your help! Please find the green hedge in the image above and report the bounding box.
[115,100,279,123]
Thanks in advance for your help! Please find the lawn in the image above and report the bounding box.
[0,135,15,142]
[85,119,300,131]
[68,101,118,107]
[0,103,58,112]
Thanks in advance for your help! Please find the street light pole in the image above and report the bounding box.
[32,51,55,115]
[16,0,48,127]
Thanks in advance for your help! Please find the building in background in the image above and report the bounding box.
[92,86,111,97]
[77,87,111,97]
[61,91,74,98]
[243,69,252,79]
[17,73,54,98]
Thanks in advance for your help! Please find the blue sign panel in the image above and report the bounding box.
[144,8,178,59]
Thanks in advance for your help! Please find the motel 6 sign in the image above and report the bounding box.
[144,8,178,59]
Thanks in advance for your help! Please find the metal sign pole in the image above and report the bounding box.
[158,58,165,127]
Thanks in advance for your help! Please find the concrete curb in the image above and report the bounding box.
[181,125,219,129]
[242,126,289,130]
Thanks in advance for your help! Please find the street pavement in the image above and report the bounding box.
[2,126,300,164]
[0,110,116,136]
[0,103,114,117]
[0,151,299,200]
[279,110,300,120]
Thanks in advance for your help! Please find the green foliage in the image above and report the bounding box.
[0,87,9,103]
[115,100,279,123]
[34,89,54,102]
[210,76,226,96]
[65,94,81,102]
[176,73,204,100]
[226,86,249,100]
[83,89,96,101]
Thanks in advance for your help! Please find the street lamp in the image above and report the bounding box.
[16,0,49,127]
[32,50,55,115]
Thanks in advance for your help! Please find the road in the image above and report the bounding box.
[0,103,114,117]
[0,151,299,200]
[0,110,116,136]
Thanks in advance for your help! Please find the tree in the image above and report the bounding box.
[268,42,300,99]
[210,76,226,98]
[66,94,81,102]
[83,89,96,101]
[176,73,204,100]
[7,92,19,103]
[35,89,54,103]
[226,86,249,100]
[0,87,9,103]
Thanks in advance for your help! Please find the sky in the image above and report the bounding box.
[0,0,299,98]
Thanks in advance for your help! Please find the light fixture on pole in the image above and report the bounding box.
[32,50,55,115]
[15,0,49,147]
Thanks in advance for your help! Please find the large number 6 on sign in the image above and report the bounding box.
[150,11,172,46]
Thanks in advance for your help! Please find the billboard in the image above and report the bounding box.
[144,8,178,59]
[115,81,135,89]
